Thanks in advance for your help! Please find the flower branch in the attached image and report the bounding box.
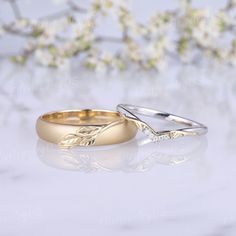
[0,0,236,71]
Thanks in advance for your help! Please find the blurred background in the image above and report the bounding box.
[0,1,236,236]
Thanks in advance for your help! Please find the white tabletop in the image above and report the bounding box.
[0,60,236,236]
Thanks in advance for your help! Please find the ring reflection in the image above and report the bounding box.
[37,137,207,172]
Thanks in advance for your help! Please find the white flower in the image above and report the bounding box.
[119,11,138,35]
[12,18,29,31]
[37,34,55,46]
[143,39,168,70]
[191,14,221,47]
[100,51,113,63]
[59,41,76,55]
[95,61,107,74]
[35,49,54,66]
[41,18,69,36]
[148,13,172,36]
[216,11,236,29]
[2,0,236,70]
[91,0,111,16]
[36,18,70,46]
[71,18,94,40]
[85,55,98,70]
[35,48,70,69]
[126,40,141,61]
[145,37,169,58]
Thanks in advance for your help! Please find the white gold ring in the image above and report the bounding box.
[117,104,208,142]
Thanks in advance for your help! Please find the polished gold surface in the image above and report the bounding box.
[36,109,138,148]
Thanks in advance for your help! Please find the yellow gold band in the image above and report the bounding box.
[36,109,138,148]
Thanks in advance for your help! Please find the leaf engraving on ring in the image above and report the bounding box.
[58,126,106,148]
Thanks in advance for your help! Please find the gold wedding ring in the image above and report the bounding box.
[36,109,138,148]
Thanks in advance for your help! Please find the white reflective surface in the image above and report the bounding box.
[0,60,236,236]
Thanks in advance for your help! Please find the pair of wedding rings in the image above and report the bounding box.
[36,104,208,148]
